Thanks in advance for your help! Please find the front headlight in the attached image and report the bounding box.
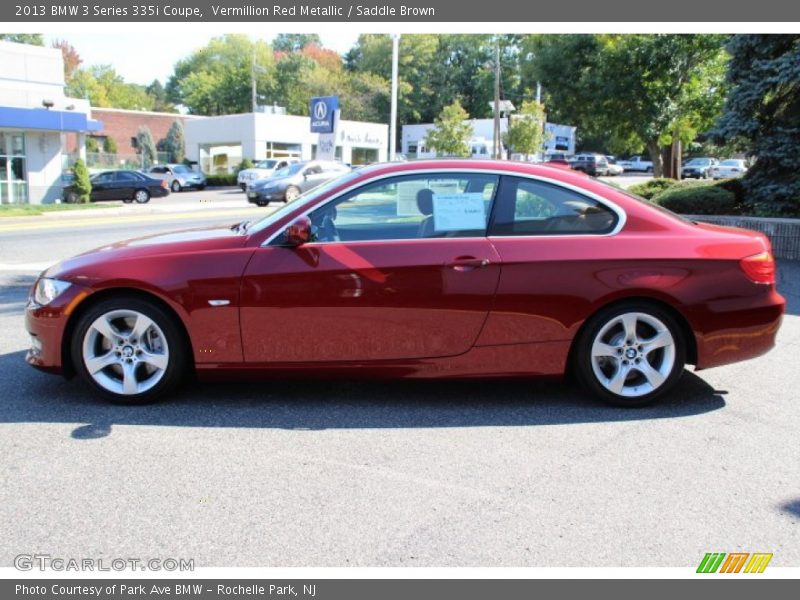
[33,278,72,306]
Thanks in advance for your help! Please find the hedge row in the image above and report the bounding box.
[204,174,239,187]
[626,178,746,216]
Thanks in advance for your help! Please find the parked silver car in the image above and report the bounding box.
[147,164,206,192]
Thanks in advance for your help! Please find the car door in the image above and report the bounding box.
[298,164,326,193]
[89,172,115,201]
[113,171,140,199]
[240,172,502,363]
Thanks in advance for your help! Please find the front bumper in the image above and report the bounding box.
[247,189,284,203]
[25,282,91,376]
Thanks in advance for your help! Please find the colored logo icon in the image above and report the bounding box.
[697,552,773,573]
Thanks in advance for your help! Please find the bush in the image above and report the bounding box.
[651,181,740,215]
[103,136,117,154]
[71,158,92,203]
[204,174,238,187]
[238,158,254,172]
[628,178,678,200]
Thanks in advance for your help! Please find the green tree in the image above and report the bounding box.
[0,34,44,45]
[273,34,322,52]
[71,158,92,203]
[714,35,800,216]
[103,136,117,154]
[167,34,274,115]
[505,100,547,156]
[67,65,155,110]
[160,121,185,163]
[85,137,99,153]
[526,34,728,175]
[136,126,157,166]
[425,100,473,157]
[146,79,175,112]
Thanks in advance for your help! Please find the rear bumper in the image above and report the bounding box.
[694,288,785,369]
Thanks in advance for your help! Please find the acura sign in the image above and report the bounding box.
[310,96,339,133]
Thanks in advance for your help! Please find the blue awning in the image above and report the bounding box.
[0,105,103,133]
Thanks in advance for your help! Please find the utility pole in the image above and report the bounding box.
[493,42,501,160]
[390,34,399,161]
[251,45,257,113]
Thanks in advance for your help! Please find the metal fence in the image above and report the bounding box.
[689,215,800,260]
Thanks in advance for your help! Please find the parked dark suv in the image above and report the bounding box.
[570,153,610,176]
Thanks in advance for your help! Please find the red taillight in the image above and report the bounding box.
[161,179,168,188]
[740,251,776,284]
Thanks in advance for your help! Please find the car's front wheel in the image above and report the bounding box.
[71,297,188,404]
[134,189,150,204]
[574,303,685,407]
[65,191,79,204]
[171,180,182,192]
[284,186,300,202]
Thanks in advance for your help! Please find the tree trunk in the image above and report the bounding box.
[646,139,663,177]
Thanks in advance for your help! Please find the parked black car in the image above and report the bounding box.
[246,160,351,206]
[64,170,170,204]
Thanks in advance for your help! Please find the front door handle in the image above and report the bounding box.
[446,256,491,272]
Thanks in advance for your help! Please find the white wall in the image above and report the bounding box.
[24,131,64,204]
[185,113,388,167]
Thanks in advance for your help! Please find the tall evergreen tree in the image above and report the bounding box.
[714,35,800,215]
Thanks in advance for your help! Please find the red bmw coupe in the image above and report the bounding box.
[25,160,785,406]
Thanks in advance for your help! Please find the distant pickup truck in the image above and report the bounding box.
[618,156,654,172]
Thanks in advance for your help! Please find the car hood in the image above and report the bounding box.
[45,223,251,283]
[240,168,273,177]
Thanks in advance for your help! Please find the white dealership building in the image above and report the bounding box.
[0,40,100,204]
[401,118,576,159]
[184,111,388,173]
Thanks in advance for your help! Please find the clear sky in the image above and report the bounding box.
[44,33,360,86]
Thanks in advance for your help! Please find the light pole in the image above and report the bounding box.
[389,34,400,161]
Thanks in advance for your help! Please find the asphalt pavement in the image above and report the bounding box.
[0,188,798,568]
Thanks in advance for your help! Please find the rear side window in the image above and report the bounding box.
[490,176,619,236]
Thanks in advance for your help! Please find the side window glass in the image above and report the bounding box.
[491,177,618,236]
[306,173,499,243]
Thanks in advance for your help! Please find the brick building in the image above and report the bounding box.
[71,107,203,155]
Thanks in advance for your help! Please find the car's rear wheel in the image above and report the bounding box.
[257,199,269,207]
[574,303,685,407]
[284,186,300,202]
[171,180,181,192]
[134,189,150,204]
[71,297,188,404]
[65,191,79,204]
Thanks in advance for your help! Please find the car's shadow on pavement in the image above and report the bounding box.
[0,350,727,440]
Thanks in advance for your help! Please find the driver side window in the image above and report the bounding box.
[308,173,498,243]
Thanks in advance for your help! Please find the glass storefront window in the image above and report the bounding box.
[311,145,343,161]
[0,131,27,204]
[352,147,379,165]
[266,142,302,159]
[199,143,242,175]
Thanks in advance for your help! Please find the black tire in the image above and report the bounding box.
[240,184,247,191]
[70,296,189,405]
[134,189,150,204]
[257,199,269,207]
[171,180,182,193]
[646,166,654,173]
[122,198,134,204]
[197,185,206,191]
[65,191,79,204]
[573,302,686,407]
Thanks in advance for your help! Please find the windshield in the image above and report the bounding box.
[720,159,742,166]
[171,165,191,173]
[686,158,711,166]
[274,163,305,178]
[255,160,278,169]
[246,170,363,235]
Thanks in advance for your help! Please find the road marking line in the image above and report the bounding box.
[0,208,262,233]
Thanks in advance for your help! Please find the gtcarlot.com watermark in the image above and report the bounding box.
[14,554,194,572]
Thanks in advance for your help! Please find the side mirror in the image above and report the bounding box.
[282,216,312,247]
